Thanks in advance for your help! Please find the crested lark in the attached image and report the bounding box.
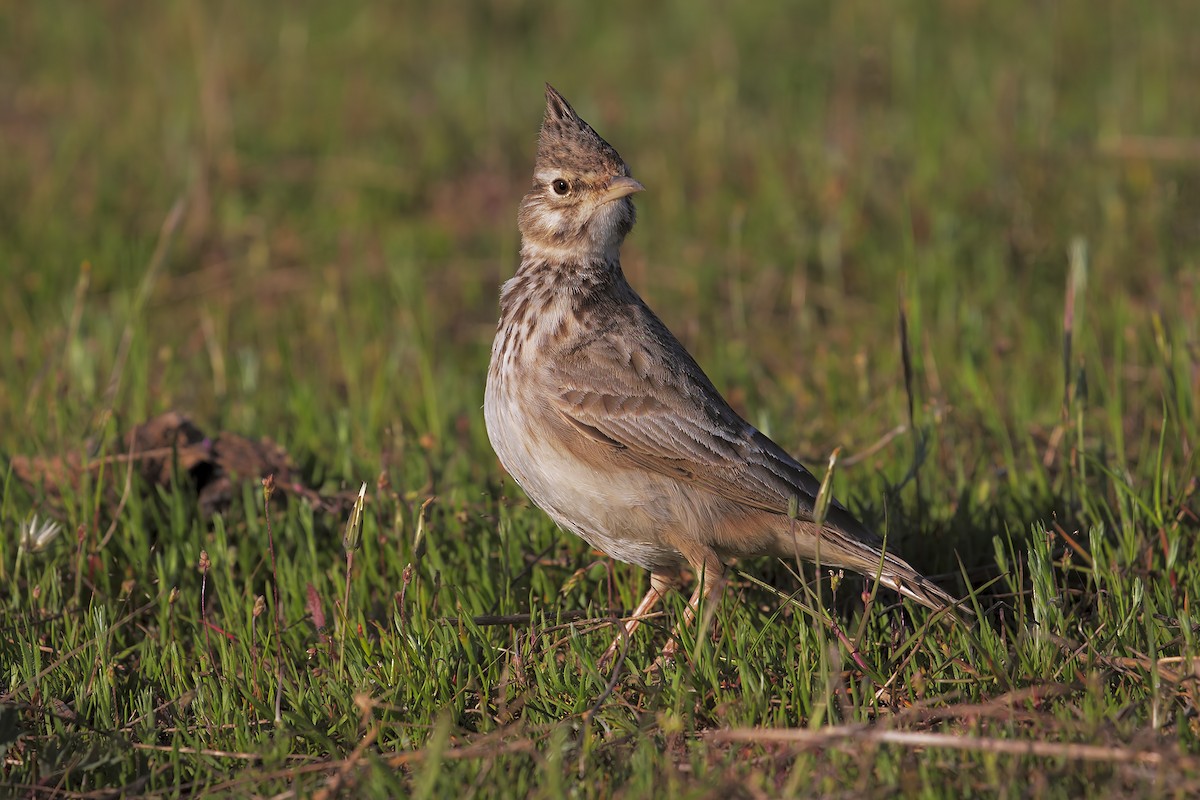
[485,85,963,663]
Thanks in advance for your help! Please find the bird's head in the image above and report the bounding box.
[517,85,644,261]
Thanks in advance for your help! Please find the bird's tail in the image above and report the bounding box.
[773,512,972,620]
[872,550,972,618]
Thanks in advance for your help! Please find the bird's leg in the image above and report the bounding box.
[599,570,677,666]
[659,554,726,664]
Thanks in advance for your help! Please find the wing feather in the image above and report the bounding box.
[552,322,857,530]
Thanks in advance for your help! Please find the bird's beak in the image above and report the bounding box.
[602,176,645,203]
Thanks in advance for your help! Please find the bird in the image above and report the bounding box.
[484,84,964,664]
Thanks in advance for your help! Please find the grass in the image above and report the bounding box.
[2,0,1199,796]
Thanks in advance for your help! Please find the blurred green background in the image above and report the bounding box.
[4,0,1196,468]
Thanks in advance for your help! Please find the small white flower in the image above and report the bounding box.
[20,515,62,553]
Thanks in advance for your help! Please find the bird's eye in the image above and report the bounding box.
[551,178,570,195]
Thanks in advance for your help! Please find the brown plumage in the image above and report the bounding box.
[485,85,965,663]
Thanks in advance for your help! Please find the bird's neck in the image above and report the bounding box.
[515,239,624,288]
[518,237,623,269]
[500,241,626,323]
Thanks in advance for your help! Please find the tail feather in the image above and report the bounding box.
[876,552,973,619]
[771,510,971,620]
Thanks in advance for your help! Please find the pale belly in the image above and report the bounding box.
[484,380,688,573]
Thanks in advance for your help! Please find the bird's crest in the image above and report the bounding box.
[537,84,626,176]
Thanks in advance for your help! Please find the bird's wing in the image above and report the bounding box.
[550,321,871,539]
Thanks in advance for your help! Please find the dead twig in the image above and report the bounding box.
[709,725,1189,767]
